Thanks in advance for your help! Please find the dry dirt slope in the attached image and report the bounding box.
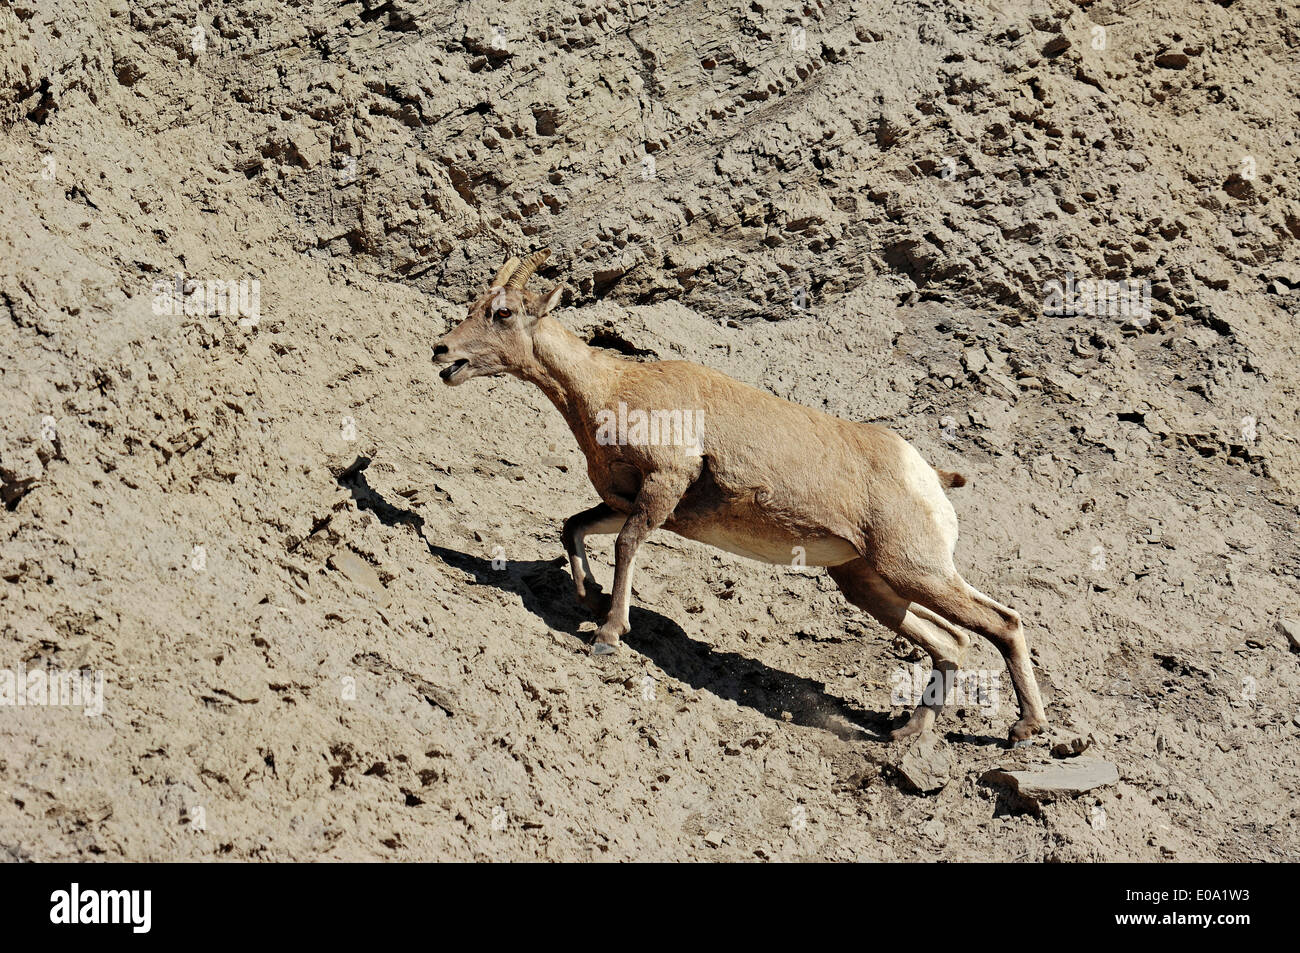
[0,0,1298,860]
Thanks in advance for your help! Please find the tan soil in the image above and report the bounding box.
[1,0,1297,860]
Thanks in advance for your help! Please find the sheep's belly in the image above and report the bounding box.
[680,524,858,567]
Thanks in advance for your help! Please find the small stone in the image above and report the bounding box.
[1278,619,1300,652]
[896,735,951,794]
[328,549,390,607]
[1050,735,1094,758]
[1042,35,1071,57]
[962,347,988,374]
[982,370,1019,400]
[703,830,724,848]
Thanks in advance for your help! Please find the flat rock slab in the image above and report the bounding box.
[984,759,1119,800]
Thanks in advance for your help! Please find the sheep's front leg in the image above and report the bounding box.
[561,502,626,615]
[591,470,692,656]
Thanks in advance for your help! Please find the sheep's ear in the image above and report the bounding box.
[538,283,565,316]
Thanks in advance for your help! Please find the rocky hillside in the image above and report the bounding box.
[1,0,1297,860]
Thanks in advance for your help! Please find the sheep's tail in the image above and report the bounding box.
[934,468,968,490]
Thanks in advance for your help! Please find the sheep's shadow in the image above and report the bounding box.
[427,542,892,742]
[336,458,892,741]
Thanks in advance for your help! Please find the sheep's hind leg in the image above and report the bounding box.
[829,560,970,741]
[876,567,1048,744]
[960,582,1048,743]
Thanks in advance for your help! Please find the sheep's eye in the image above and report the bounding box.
[494,307,511,320]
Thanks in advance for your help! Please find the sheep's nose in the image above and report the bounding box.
[433,343,449,359]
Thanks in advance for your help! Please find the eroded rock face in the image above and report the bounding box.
[0,0,1297,861]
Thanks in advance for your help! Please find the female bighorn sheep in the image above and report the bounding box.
[433,250,1048,743]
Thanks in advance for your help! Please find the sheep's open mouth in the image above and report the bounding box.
[439,359,469,384]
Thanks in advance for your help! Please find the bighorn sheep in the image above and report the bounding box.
[433,250,1048,743]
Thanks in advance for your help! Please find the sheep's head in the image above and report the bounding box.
[433,249,564,386]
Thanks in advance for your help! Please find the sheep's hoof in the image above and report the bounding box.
[889,706,935,742]
[1007,717,1047,745]
[589,641,618,657]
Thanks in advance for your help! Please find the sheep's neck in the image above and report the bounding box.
[518,317,616,443]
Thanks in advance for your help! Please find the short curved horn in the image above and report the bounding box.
[490,256,521,288]
[505,248,551,289]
